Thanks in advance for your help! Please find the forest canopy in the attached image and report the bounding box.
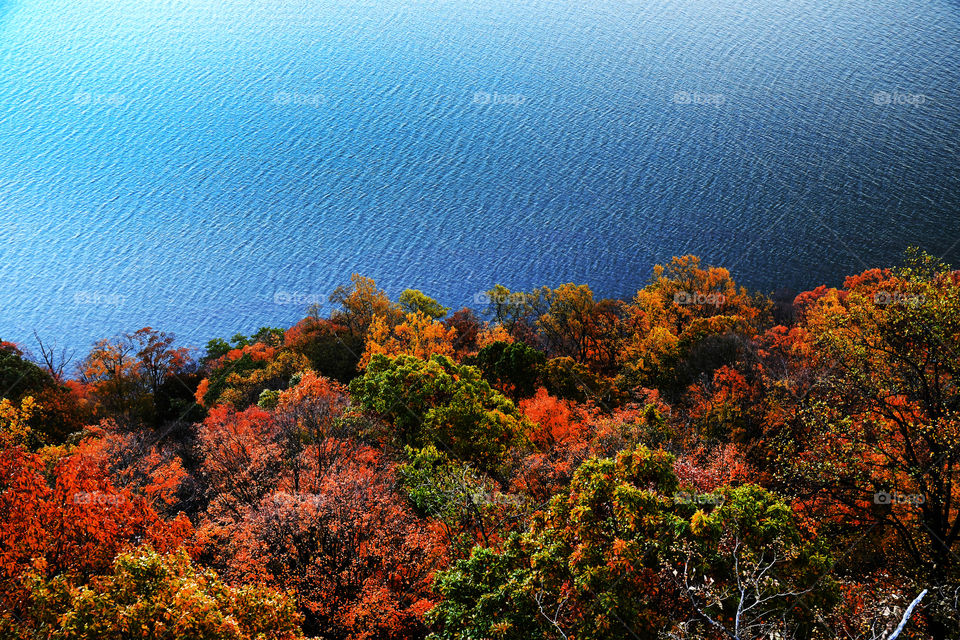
[1,251,957,639]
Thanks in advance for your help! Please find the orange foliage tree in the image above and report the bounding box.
[766,252,960,638]
[360,311,457,370]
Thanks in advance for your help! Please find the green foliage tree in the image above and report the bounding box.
[202,328,285,366]
[399,289,450,319]
[428,542,542,640]
[0,342,51,401]
[202,337,233,365]
[670,485,834,639]
[430,445,687,640]
[349,354,530,470]
[398,444,521,549]
[468,341,546,399]
[430,445,833,640]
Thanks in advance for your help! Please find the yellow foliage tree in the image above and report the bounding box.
[329,274,398,339]
[620,255,765,391]
[0,395,37,446]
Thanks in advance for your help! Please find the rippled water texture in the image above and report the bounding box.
[1,0,958,352]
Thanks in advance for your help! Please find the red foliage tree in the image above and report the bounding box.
[0,438,193,627]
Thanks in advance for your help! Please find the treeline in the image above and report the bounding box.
[0,251,958,639]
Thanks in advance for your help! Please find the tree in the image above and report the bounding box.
[667,485,833,640]
[272,370,351,491]
[20,546,304,640]
[202,337,234,365]
[540,356,619,405]
[685,364,765,444]
[330,274,398,339]
[217,350,308,410]
[0,438,193,629]
[480,284,550,344]
[360,311,457,370]
[129,328,191,400]
[536,283,598,363]
[78,335,146,425]
[197,404,283,514]
[477,284,625,372]
[428,542,543,640]
[0,341,86,445]
[204,328,286,361]
[620,255,766,397]
[818,576,931,640]
[468,341,546,399]
[536,284,624,371]
[398,445,518,549]
[518,388,581,449]
[0,341,51,400]
[443,309,481,358]
[197,343,307,410]
[33,331,76,381]
[129,328,194,424]
[284,315,362,383]
[399,290,450,319]
[0,395,36,447]
[777,251,960,639]
[430,446,833,640]
[350,354,530,470]
[78,328,194,426]
[429,445,689,640]
[199,444,445,640]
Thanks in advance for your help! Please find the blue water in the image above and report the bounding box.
[1,0,958,355]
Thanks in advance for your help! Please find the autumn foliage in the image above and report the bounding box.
[1,254,957,639]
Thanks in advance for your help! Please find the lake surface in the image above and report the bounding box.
[1,0,958,356]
